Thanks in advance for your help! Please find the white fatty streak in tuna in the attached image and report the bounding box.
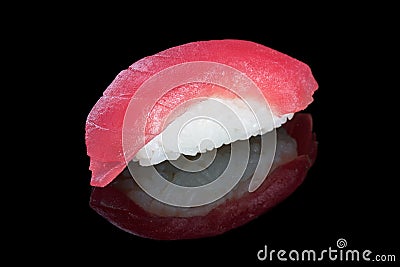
[114,127,297,218]
[133,97,293,166]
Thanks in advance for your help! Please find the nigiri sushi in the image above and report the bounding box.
[85,39,318,239]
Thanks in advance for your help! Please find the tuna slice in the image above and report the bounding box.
[85,39,318,187]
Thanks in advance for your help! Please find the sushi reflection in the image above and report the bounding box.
[89,113,317,240]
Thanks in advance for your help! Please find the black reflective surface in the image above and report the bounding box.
[45,9,398,265]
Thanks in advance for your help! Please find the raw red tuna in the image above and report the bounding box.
[85,40,318,187]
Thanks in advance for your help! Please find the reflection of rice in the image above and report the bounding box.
[133,97,293,166]
[115,127,297,217]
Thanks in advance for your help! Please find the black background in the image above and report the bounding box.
[26,4,399,265]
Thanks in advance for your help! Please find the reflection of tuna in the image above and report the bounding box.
[90,113,318,240]
[85,40,318,187]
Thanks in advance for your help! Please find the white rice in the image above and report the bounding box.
[133,97,293,166]
[112,96,298,217]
